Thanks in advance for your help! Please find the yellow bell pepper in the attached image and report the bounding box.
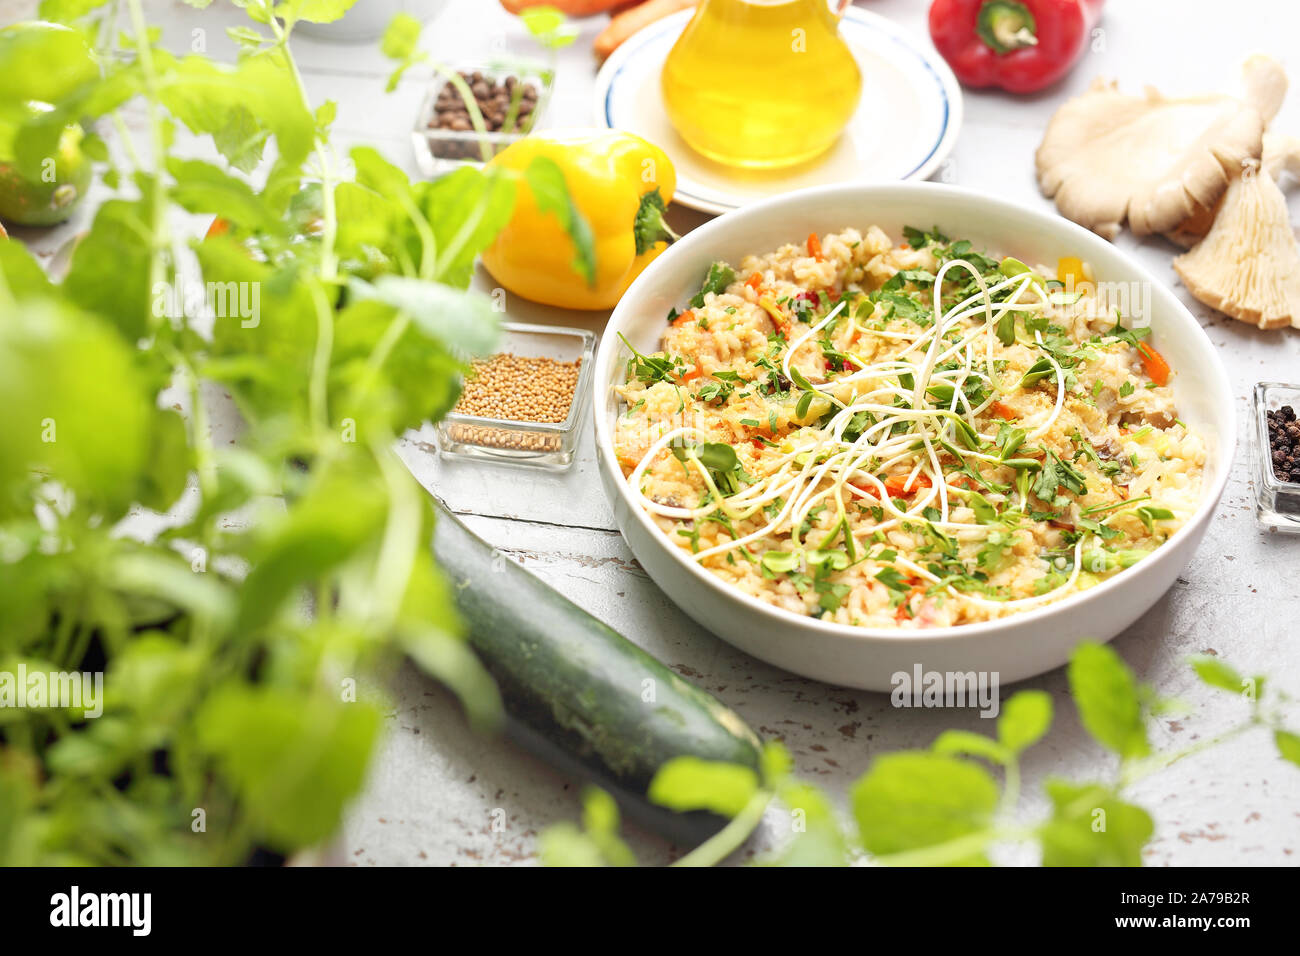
[481,129,677,311]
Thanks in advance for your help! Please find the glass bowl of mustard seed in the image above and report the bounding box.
[1253,382,1300,533]
[437,323,595,470]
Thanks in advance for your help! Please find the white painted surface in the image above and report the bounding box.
[4,0,1298,866]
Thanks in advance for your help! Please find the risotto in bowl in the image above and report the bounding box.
[594,183,1234,689]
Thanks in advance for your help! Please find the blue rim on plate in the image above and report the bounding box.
[594,6,964,215]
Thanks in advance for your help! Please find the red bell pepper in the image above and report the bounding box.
[929,0,1105,94]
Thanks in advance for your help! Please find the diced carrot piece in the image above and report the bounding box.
[745,272,763,291]
[807,232,824,261]
[751,438,766,450]
[671,309,695,328]
[885,473,932,497]
[205,216,231,239]
[1137,342,1171,386]
[989,401,1017,420]
[681,362,704,382]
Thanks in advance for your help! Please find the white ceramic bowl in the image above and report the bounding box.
[594,183,1235,690]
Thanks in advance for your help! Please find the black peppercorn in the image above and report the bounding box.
[1266,405,1300,483]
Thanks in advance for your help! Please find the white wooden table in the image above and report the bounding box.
[7,0,1298,866]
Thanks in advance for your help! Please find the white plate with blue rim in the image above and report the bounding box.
[593,5,963,216]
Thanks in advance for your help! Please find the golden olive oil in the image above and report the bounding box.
[661,0,862,169]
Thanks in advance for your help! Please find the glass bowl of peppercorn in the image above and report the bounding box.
[412,64,553,176]
[437,323,594,470]
[1253,382,1300,533]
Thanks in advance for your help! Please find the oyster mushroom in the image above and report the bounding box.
[1036,56,1287,240]
[1172,135,1300,330]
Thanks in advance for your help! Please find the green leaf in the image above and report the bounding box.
[765,780,849,867]
[235,466,388,633]
[0,240,54,299]
[997,690,1052,753]
[539,788,636,866]
[38,0,114,22]
[1067,643,1149,759]
[1275,730,1300,768]
[690,261,736,308]
[995,309,1016,346]
[761,550,801,575]
[695,441,738,473]
[401,624,503,735]
[524,155,597,285]
[134,407,193,513]
[806,548,849,572]
[1038,779,1153,867]
[967,489,999,524]
[851,752,998,862]
[422,165,517,288]
[648,757,760,817]
[196,685,381,851]
[520,7,579,50]
[0,299,152,516]
[210,104,269,174]
[274,0,359,24]
[931,730,1008,765]
[159,53,315,169]
[1134,505,1174,533]
[227,25,267,51]
[166,157,282,235]
[1189,655,1246,695]
[381,12,422,59]
[0,20,98,105]
[1020,356,1056,388]
[63,196,156,342]
[347,276,500,358]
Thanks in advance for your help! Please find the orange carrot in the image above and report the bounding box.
[1137,342,1171,386]
[807,232,824,261]
[745,271,763,291]
[885,473,932,498]
[681,362,704,382]
[594,0,695,60]
[671,308,695,328]
[502,0,624,16]
[205,216,231,239]
[989,401,1017,420]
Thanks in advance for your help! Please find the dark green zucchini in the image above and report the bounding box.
[431,498,763,844]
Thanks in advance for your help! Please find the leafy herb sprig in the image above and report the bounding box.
[0,0,587,865]
[542,645,1300,866]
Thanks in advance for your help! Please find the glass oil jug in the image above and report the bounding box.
[661,0,862,169]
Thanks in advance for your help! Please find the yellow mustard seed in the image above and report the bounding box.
[452,353,581,427]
